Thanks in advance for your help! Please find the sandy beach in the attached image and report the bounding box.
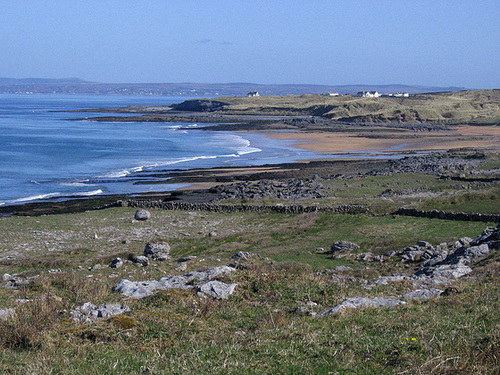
[267,125,500,154]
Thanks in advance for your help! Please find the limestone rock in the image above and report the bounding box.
[115,266,236,299]
[134,209,151,221]
[197,280,237,299]
[329,241,360,254]
[144,241,170,261]
[109,258,123,268]
[401,288,443,299]
[232,251,256,260]
[129,254,149,266]
[70,302,131,324]
[0,308,15,321]
[321,297,405,316]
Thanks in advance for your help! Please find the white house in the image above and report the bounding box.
[357,91,380,98]
[247,91,260,97]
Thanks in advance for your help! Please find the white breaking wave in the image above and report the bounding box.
[1,189,103,205]
[61,179,98,187]
[78,189,103,197]
[98,134,262,179]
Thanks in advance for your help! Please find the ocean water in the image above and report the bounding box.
[0,94,321,206]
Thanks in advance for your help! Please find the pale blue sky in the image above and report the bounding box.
[1,0,499,88]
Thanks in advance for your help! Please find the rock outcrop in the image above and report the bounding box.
[115,266,237,299]
[209,177,324,201]
[70,302,131,324]
[144,241,171,261]
[321,297,406,316]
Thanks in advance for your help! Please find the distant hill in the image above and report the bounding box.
[0,77,90,85]
[0,78,466,97]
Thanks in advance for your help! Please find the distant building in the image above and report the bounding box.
[323,92,340,96]
[247,91,260,97]
[357,91,380,98]
[394,92,410,97]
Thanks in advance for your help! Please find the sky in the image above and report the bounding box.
[0,1,499,88]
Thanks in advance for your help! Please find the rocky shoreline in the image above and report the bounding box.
[1,149,497,220]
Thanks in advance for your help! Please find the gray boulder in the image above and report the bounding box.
[144,241,170,261]
[321,297,405,316]
[197,280,237,299]
[134,209,151,221]
[329,241,360,254]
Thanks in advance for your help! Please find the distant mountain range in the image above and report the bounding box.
[0,78,466,97]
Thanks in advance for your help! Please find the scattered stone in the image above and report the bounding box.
[175,262,188,271]
[197,280,237,299]
[144,241,171,261]
[329,241,360,254]
[0,308,15,321]
[401,288,443,300]
[134,209,151,221]
[109,258,123,269]
[129,254,149,266]
[415,263,472,279]
[232,251,256,260]
[334,265,353,272]
[209,177,325,201]
[295,306,318,317]
[208,231,217,237]
[88,264,104,271]
[440,287,460,296]
[2,273,12,281]
[356,252,374,262]
[70,302,131,324]
[321,297,406,316]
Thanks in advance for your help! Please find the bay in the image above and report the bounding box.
[0,94,320,206]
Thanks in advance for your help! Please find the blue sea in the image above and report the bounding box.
[0,94,323,206]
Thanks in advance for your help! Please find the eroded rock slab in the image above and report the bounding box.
[197,280,237,299]
[321,297,405,316]
[401,288,443,300]
[115,266,236,299]
[71,302,131,324]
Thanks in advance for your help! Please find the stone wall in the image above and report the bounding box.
[118,200,368,215]
[395,208,500,223]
